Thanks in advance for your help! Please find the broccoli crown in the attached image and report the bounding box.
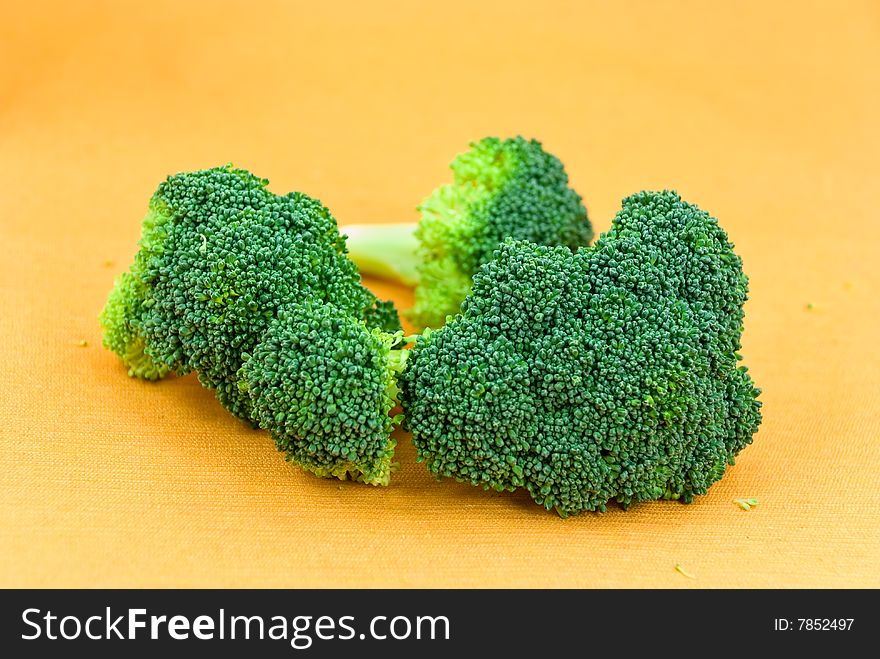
[100,202,179,381]
[100,165,400,423]
[411,136,592,327]
[399,191,762,515]
[239,303,402,486]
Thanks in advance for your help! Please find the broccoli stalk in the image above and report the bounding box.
[343,222,421,287]
[342,136,593,329]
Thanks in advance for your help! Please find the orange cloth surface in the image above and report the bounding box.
[1,0,878,588]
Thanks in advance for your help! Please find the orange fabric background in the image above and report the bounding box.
[1,0,878,588]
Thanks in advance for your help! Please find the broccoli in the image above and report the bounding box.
[398,190,763,515]
[100,165,404,484]
[343,136,593,328]
[239,304,409,485]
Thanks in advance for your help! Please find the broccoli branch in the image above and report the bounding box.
[383,332,423,410]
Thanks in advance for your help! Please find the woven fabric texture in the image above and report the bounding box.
[1,0,877,588]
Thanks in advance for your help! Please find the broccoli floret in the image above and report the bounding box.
[343,136,593,328]
[100,201,177,380]
[101,165,403,482]
[398,191,762,515]
[239,303,408,485]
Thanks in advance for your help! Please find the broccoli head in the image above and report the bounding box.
[343,136,593,328]
[399,191,762,515]
[239,303,407,485]
[101,165,403,482]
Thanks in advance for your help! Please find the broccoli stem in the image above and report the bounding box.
[386,344,411,373]
[342,222,421,287]
[381,332,422,407]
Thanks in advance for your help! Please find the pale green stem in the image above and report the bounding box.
[341,222,421,287]
[384,336,417,406]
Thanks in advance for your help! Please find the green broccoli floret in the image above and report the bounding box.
[239,303,408,485]
[343,136,593,328]
[398,190,763,515]
[100,199,178,380]
[100,165,404,483]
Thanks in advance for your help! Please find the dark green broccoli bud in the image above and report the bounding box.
[399,191,762,515]
[343,136,593,328]
[100,164,401,425]
[239,303,406,485]
[362,299,405,339]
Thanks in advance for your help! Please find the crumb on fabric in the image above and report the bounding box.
[675,563,696,579]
